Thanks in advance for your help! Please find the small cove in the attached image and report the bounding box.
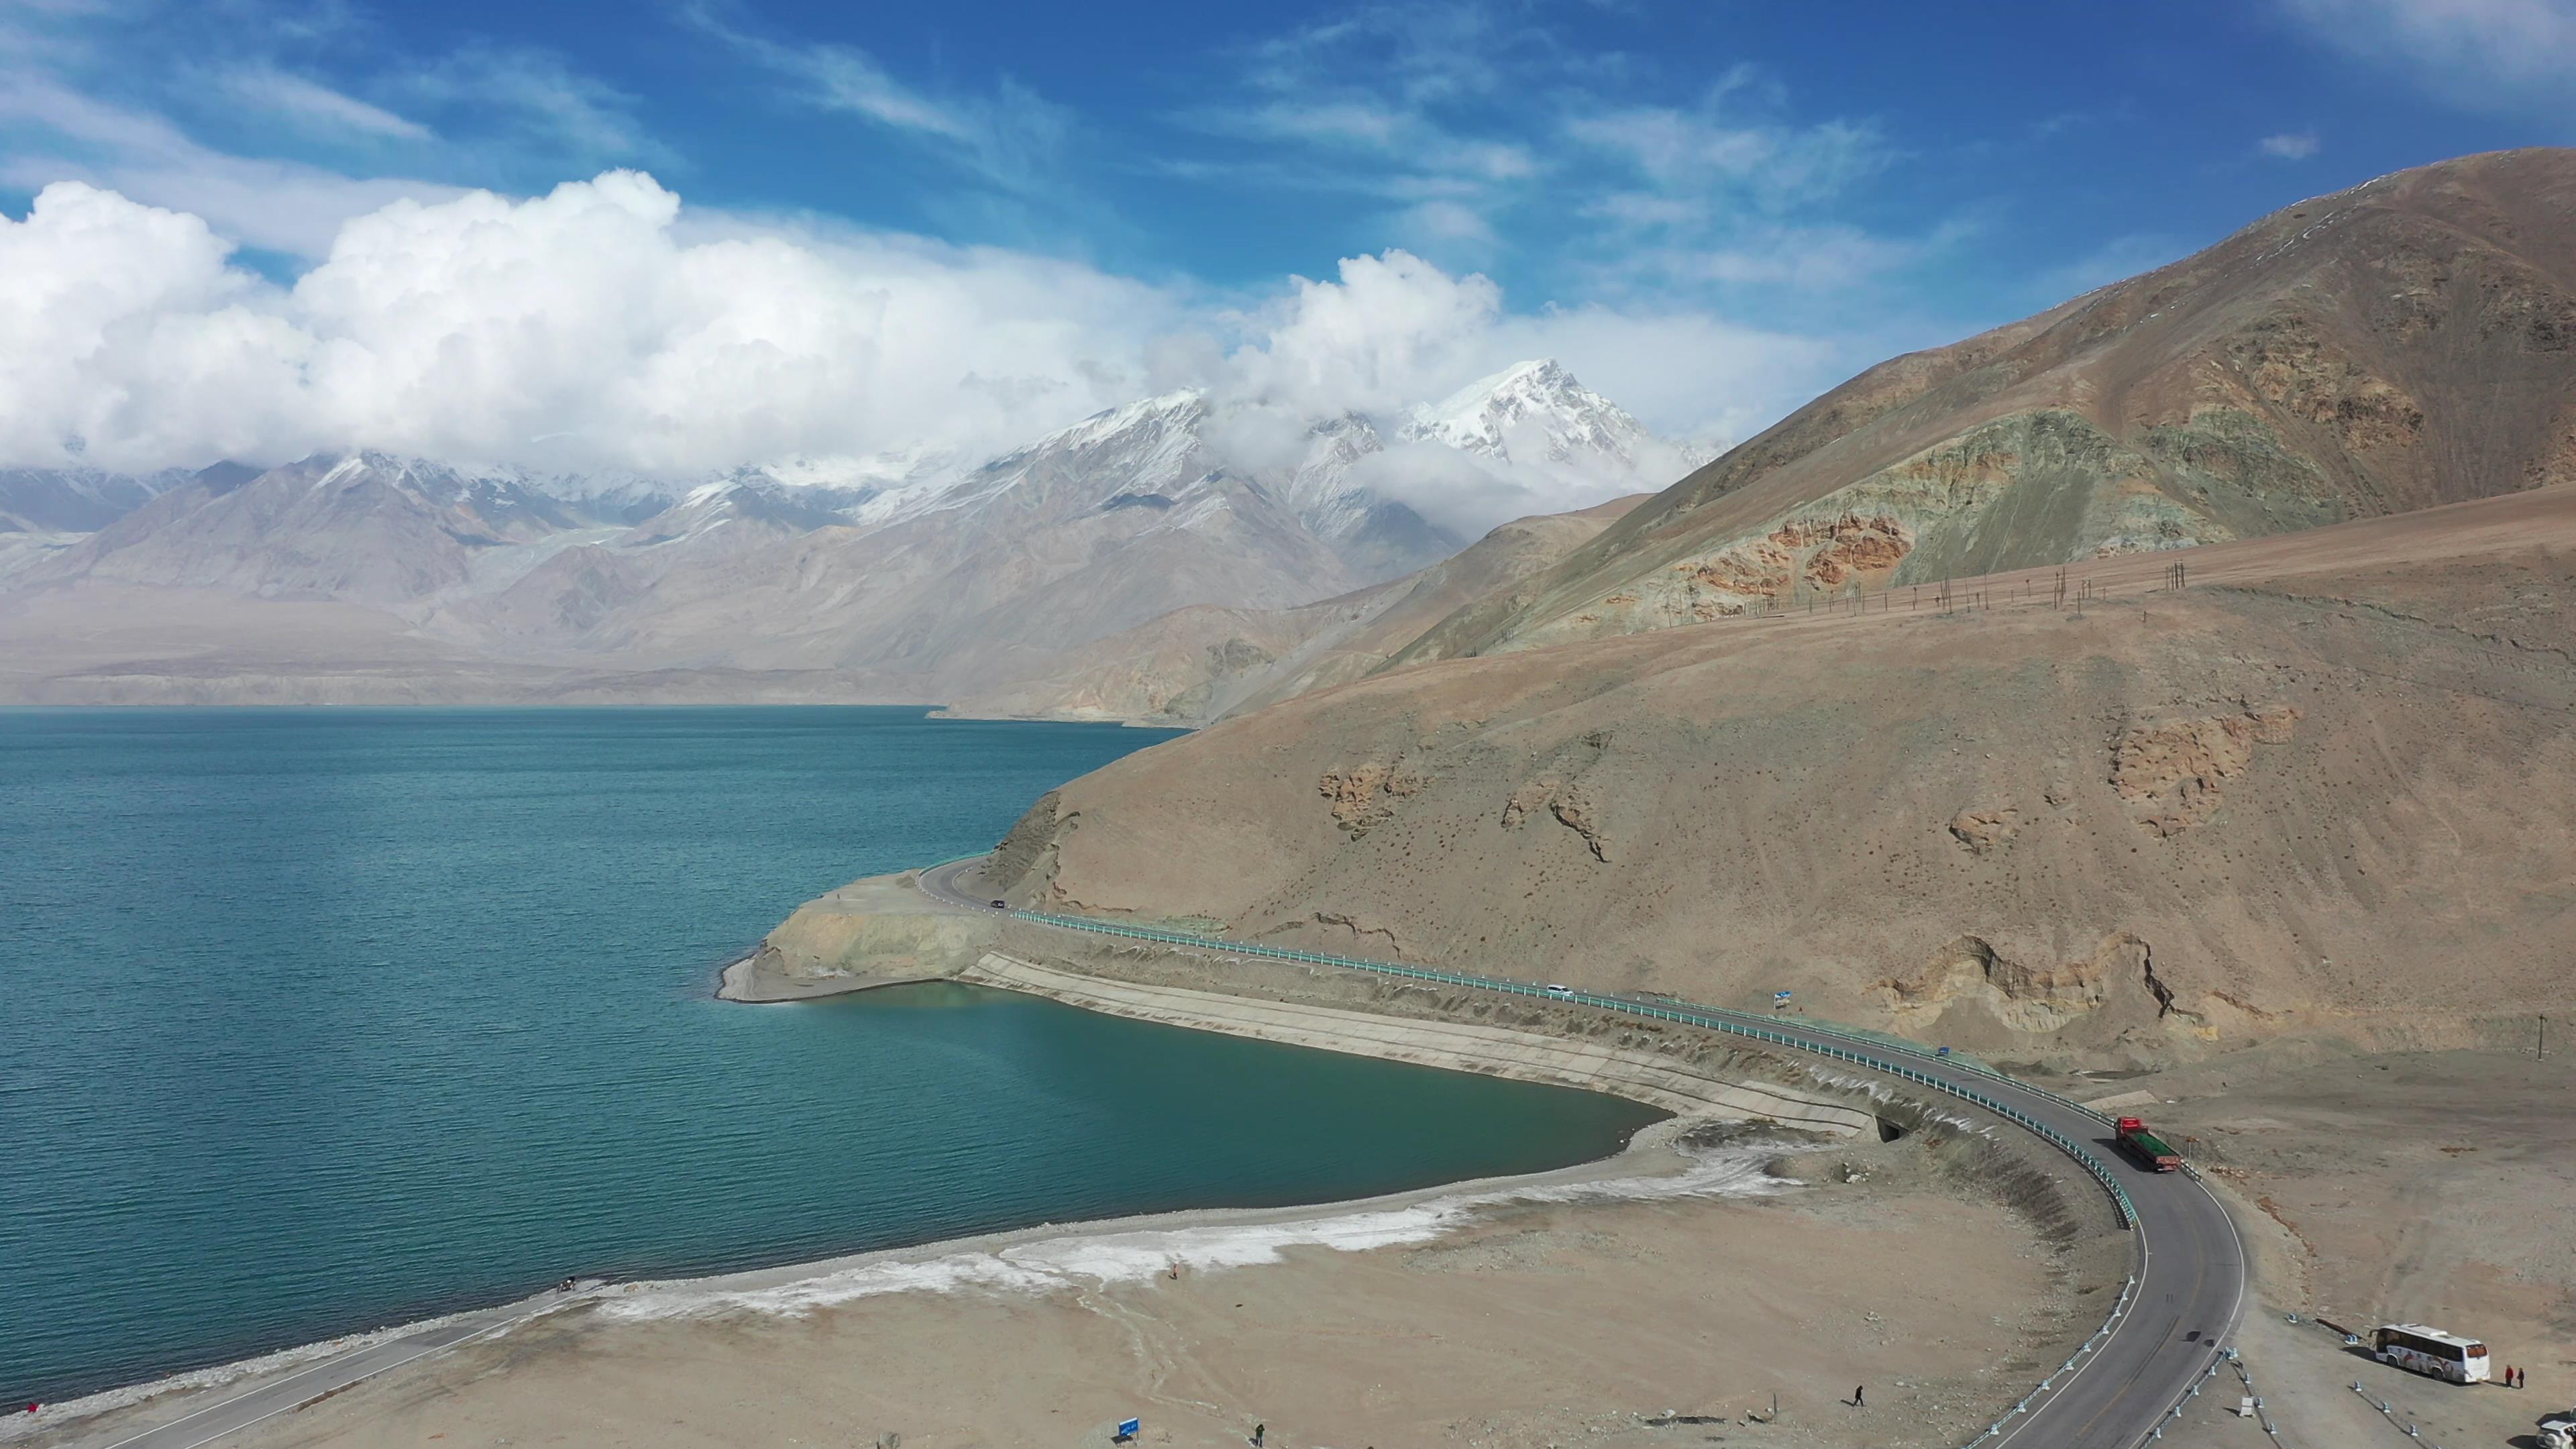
[0,706,1660,1403]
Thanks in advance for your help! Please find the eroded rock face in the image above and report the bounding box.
[1948,808,2023,854]
[1797,514,1913,587]
[1878,932,2155,1034]
[2112,703,2301,836]
[1499,733,1615,859]
[1319,761,1432,835]
[1546,787,1610,861]
[1666,513,1917,616]
[2229,312,2427,453]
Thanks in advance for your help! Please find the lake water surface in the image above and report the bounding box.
[0,707,1658,1403]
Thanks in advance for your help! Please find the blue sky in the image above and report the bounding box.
[0,0,2569,476]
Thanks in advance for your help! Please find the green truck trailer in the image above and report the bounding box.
[2116,1116,2183,1171]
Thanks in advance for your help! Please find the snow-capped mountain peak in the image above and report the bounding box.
[1403,358,1644,468]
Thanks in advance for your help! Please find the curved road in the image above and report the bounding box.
[927,855,2247,1449]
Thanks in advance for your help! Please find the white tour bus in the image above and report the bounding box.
[2373,1324,2491,1384]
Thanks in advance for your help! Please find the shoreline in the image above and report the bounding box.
[16,1107,1757,1443]
[580,1106,1766,1316]
[33,943,1731,1433]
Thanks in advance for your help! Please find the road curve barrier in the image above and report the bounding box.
[997,902,2159,1447]
[966,892,2204,1448]
[1004,907,2139,1229]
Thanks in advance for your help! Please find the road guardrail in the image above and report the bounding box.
[1008,907,2138,1230]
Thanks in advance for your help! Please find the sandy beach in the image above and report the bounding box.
[52,1119,2076,1449]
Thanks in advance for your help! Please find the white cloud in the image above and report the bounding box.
[0,73,464,255]
[223,66,430,142]
[0,172,1181,474]
[2258,130,2322,160]
[1341,441,1534,537]
[1218,250,1507,419]
[1566,109,1883,207]
[2275,0,2576,115]
[0,174,1846,519]
[0,181,310,470]
[688,6,1070,198]
[1203,248,1835,449]
[1392,197,1499,254]
[398,46,653,160]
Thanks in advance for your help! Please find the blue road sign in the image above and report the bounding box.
[1116,1419,1140,1440]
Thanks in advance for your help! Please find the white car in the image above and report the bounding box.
[1543,984,1574,997]
[2538,1414,2573,1449]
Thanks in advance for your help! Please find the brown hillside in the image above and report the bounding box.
[989,485,2576,1065]
[1397,148,2576,667]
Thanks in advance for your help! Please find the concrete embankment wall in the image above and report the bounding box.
[961,953,1878,1133]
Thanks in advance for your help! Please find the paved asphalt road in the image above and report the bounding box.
[927,855,2249,1449]
[58,1291,572,1449]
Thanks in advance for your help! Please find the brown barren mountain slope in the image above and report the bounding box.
[987,485,2576,1066]
[937,494,1646,724]
[1397,148,2576,667]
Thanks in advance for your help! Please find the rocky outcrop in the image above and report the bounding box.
[2111,703,2300,837]
[985,790,1067,898]
[1877,933,2154,1036]
[1947,808,2022,854]
[1320,760,1433,836]
[724,871,1000,1001]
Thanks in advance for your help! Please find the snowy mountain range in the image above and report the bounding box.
[0,362,1715,704]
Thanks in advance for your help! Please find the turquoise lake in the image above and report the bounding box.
[0,706,1660,1403]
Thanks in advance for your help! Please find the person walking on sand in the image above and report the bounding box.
[1854,1385,1866,1407]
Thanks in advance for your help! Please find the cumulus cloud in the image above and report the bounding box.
[1219,250,1507,418]
[1342,441,1532,538]
[0,174,1839,517]
[0,172,1174,473]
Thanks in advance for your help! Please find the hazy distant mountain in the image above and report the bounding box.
[32,453,633,612]
[0,464,236,585]
[0,362,1704,703]
[934,492,1651,726]
[0,466,195,533]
